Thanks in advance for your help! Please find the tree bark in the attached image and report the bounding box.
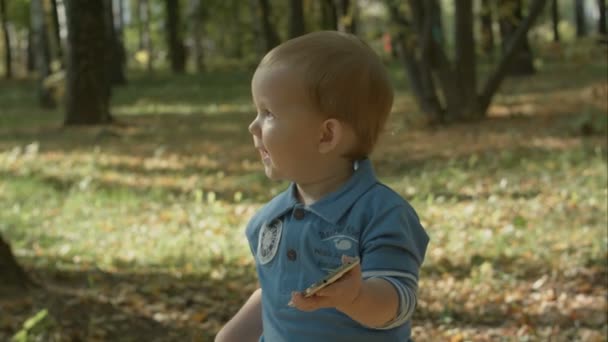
[288,0,305,38]
[0,235,32,296]
[166,0,186,73]
[64,0,112,125]
[551,0,560,42]
[0,0,11,79]
[575,0,586,37]
[499,0,535,76]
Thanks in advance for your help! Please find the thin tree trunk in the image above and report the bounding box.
[499,0,535,76]
[257,0,280,51]
[575,0,587,37]
[105,0,126,85]
[49,0,63,68]
[189,0,204,72]
[551,0,560,42]
[289,0,305,38]
[31,0,55,108]
[27,29,35,72]
[231,2,244,59]
[480,0,495,57]
[479,0,547,115]
[138,0,153,71]
[64,0,112,125]
[115,0,127,78]
[0,0,11,79]
[166,0,186,73]
[388,0,547,122]
[388,0,444,123]
[320,0,338,30]
[454,0,477,120]
[598,0,607,35]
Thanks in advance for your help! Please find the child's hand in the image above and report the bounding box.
[289,255,362,312]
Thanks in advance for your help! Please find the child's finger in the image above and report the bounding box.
[317,264,360,297]
[289,292,331,311]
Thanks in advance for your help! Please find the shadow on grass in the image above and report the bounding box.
[1,255,258,341]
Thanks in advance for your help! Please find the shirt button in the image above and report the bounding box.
[293,208,305,220]
[287,249,297,261]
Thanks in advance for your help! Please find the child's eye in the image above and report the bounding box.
[261,110,275,119]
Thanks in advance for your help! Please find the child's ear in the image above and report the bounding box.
[318,119,343,154]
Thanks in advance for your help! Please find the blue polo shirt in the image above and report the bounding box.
[246,159,429,342]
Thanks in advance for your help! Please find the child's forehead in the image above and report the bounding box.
[251,66,308,97]
[251,66,314,107]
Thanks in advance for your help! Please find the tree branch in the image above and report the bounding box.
[478,0,547,114]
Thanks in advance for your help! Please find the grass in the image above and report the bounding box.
[0,53,607,341]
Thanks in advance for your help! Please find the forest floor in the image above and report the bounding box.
[0,45,607,341]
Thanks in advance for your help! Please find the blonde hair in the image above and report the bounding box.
[257,31,393,159]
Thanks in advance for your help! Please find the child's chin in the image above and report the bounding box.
[264,167,283,181]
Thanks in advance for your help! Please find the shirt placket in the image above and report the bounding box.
[279,204,306,295]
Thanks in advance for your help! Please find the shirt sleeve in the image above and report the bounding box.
[359,203,429,329]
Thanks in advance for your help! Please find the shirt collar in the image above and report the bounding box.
[262,159,378,224]
[309,159,377,224]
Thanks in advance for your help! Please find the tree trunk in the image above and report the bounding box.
[31,0,55,108]
[320,0,338,30]
[551,0,560,42]
[54,0,68,68]
[114,0,127,81]
[44,0,64,69]
[0,235,32,296]
[575,0,587,37]
[257,0,280,51]
[289,0,305,38]
[105,0,126,85]
[0,0,11,79]
[137,0,153,71]
[388,0,444,123]
[480,0,495,57]
[189,0,204,72]
[388,0,547,123]
[499,0,535,76]
[479,0,548,114]
[64,0,112,125]
[166,0,186,73]
[598,0,607,35]
[454,0,478,120]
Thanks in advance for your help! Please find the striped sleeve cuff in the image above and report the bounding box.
[361,271,418,330]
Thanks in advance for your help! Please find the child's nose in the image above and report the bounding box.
[248,117,260,136]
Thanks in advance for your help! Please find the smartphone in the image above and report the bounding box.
[303,257,360,298]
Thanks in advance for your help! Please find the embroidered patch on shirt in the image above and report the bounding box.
[257,219,283,265]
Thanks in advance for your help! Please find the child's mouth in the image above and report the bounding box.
[259,149,271,163]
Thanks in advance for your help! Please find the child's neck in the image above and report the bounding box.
[295,160,354,206]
